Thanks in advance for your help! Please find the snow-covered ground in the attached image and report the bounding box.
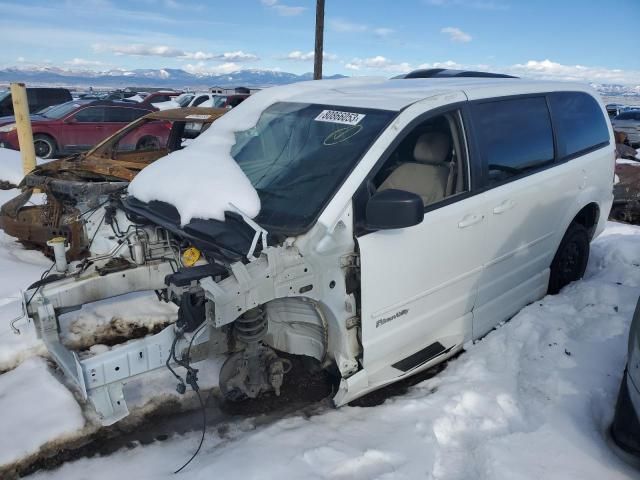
[0,218,639,478]
[0,147,47,187]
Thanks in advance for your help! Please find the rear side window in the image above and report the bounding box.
[471,96,554,185]
[74,107,105,122]
[614,111,635,121]
[548,92,609,159]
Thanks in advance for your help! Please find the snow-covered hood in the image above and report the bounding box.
[128,77,385,226]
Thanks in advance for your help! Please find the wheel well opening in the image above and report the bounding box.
[572,203,599,239]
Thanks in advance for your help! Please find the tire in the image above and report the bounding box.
[135,136,160,150]
[33,134,57,159]
[548,222,590,294]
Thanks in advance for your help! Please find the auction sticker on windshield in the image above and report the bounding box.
[315,110,365,125]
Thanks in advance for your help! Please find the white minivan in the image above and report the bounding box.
[24,73,615,424]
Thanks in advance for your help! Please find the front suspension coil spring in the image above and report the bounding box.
[234,308,268,344]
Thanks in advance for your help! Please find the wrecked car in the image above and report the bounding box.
[611,131,640,224]
[0,107,225,260]
[17,74,614,425]
[610,297,640,465]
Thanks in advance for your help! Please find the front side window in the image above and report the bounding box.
[373,110,469,208]
[549,92,609,159]
[471,97,554,185]
[232,102,395,231]
[614,112,635,121]
[191,95,210,107]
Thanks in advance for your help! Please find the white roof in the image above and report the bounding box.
[285,77,597,111]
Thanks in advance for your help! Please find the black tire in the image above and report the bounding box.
[135,136,160,150]
[548,222,590,294]
[33,134,57,159]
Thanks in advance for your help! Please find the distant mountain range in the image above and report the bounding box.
[1,66,639,98]
[0,66,347,89]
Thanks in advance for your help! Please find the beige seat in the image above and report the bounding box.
[378,132,451,206]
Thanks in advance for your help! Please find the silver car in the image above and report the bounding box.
[612,110,640,147]
[611,297,640,464]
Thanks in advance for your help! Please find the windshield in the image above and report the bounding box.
[41,101,83,119]
[177,94,194,107]
[0,90,9,103]
[231,102,395,231]
[212,95,228,108]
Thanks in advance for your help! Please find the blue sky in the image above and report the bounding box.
[1,0,639,84]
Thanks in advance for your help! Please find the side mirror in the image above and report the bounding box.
[65,116,77,124]
[365,189,424,230]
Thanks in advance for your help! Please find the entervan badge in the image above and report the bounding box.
[376,309,409,328]
[315,109,365,125]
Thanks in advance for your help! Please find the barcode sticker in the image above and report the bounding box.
[314,110,365,125]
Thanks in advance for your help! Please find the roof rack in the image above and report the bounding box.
[394,68,518,79]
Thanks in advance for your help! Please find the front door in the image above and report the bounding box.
[357,106,487,383]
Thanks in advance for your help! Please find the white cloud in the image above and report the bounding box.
[284,50,337,62]
[94,44,184,57]
[215,51,259,62]
[507,59,640,84]
[330,18,368,33]
[184,62,241,75]
[260,0,305,16]
[374,27,395,37]
[427,0,509,10]
[64,57,104,67]
[441,27,472,43]
[345,56,412,73]
[93,44,258,62]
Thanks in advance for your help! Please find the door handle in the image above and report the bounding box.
[493,199,516,214]
[458,214,484,228]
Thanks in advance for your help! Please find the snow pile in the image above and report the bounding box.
[59,291,178,350]
[26,222,640,479]
[0,148,46,187]
[128,78,384,225]
[0,357,85,468]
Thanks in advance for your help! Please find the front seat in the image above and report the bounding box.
[378,131,451,206]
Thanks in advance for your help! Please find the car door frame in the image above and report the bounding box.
[462,92,572,339]
[351,99,490,384]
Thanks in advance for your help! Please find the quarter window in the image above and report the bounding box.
[471,97,554,185]
[549,92,609,159]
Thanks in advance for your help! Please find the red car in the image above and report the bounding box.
[0,100,156,159]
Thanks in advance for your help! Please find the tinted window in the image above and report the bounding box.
[192,95,209,107]
[471,97,554,185]
[104,107,134,122]
[74,106,105,122]
[549,92,609,158]
[614,112,635,121]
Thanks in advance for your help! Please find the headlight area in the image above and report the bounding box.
[0,123,17,133]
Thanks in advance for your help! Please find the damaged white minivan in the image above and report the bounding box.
[20,72,615,425]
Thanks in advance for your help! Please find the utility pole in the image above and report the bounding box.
[10,83,36,175]
[313,0,325,80]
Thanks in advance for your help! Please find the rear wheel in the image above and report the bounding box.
[33,134,56,159]
[548,222,590,294]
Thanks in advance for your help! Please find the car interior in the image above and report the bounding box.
[375,112,468,207]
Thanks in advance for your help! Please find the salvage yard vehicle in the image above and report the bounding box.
[0,100,155,159]
[610,297,640,465]
[18,74,614,425]
[612,110,640,147]
[0,87,72,117]
[0,107,226,260]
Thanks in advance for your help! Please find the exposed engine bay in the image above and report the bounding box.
[20,195,361,425]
